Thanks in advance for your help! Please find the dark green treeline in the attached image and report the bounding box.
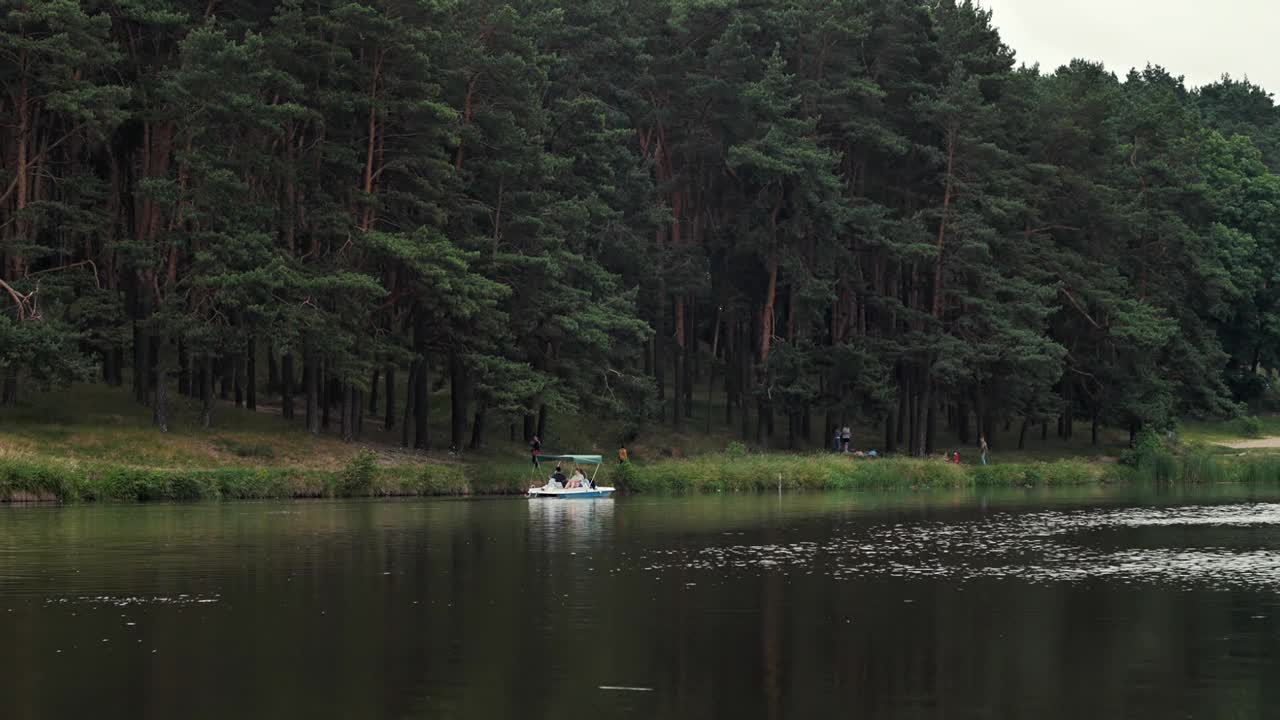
[2,0,1279,454]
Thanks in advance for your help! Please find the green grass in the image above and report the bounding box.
[614,449,1280,494]
[613,453,1116,493]
[6,382,1280,503]
[0,454,527,503]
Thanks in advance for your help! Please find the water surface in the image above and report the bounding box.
[3,485,1279,718]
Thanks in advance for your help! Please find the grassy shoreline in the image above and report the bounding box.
[5,384,1280,503]
[613,450,1280,494]
[7,448,1280,503]
[0,454,529,503]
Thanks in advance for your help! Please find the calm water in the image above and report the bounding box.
[3,486,1280,719]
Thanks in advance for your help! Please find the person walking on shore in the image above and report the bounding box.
[979,435,989,465]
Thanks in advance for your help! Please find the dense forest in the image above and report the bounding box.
[2,0,1280,454]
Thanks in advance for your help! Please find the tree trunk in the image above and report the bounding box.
[896,371,908,444]
[2,373,17,407]
[413,357,428,450]
[1018,417,1030,450]
[177,339,190,396]
[672,294,684,431]
[655,275,667,410]
[884,412,897,454]
[219,359,231,401]
[383,364,396,431]
[281,354,295,420]
[684,294,695,419]
[200,356,214,429]
[705,363,716,434]
[401,359,417,448]
[523,413,535,443]
[102,348,117,386]
[350,386,360,438]
[470,404,486,450]
[957,400,970,444]
[134,325,150,405]
[537,404,548,440]
[152,340,168,433]
[913,377,931,458]
[756,396,773,449]
[245,336,257,410]
[340,381,351,442]
[321,360,331,431]
[369,368,380,416]
[1092,412,1100,447]
[925,393,937,455]
[449,348,468,450]
[234,351,244,408]
[267,345,279,395]
[110,346,124,387]
[305,352,319,435]
[908,381,920,456]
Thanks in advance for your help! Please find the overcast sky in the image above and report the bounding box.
[979,0,1280,94]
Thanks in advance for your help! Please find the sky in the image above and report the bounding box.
[979,0,1280,94]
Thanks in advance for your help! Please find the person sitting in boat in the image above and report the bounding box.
[530,464,566,491]
[566,467,588,489]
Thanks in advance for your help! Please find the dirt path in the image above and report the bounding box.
[1220,437,1280,449]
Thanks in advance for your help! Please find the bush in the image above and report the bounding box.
[337,450,379,497]
[1120,428,1165,467]
[1235,415,1264,439]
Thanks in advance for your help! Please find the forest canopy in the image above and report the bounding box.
[3,0,1280,454]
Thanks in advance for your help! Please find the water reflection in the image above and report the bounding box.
[1,489,1279,719]
[527,498,616,547]
[639,502,1280,590]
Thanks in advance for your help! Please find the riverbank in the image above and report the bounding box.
[611,449,1280,494]
[0,452,532,503]
[8,446,1280,503]
[5,384,1280,503]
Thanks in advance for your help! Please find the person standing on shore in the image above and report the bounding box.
[841,426,852,453]
[979,435,989,465]
[530,434,542,469]
[618,445,629,464]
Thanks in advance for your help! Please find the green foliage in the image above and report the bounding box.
[1235,415,1264,439]
[2,0,1279,458]
[337,450,379,497]
[612,453,1115,494]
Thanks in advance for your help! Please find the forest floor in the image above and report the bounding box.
[1,383,1278,501]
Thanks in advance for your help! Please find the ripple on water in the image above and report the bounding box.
[638,503,1280,590]
[43,593,221,608]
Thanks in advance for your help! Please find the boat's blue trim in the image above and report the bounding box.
[528,490,615,499]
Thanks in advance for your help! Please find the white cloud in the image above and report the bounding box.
[980,0,1280,94]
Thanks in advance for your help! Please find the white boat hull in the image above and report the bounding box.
[527,486,616,499]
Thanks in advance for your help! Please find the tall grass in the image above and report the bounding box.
[615,450,1280,495]
[0,456,522,503]
[614,453,1116,493]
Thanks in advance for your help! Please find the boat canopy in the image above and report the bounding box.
[541,454,604,466]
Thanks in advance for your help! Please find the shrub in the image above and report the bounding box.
[1120,428,1165,467]
[1235,415,1263,439]
[337,450,379,497]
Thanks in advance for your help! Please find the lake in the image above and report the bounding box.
[3,485,1279,719]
